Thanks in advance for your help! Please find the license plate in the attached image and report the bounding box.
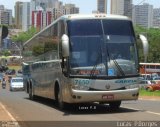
[102,94,114,100]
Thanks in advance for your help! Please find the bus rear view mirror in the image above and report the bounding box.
[139,34,149,62]
[61,34,69,57]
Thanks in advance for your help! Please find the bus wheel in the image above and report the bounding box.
[55,85,66,110]
[109,101,121,110]
[29,84,34,100]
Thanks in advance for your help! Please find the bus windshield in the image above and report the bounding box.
[68,19,138,77]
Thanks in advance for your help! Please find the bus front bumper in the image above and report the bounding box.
[67,88,139,103]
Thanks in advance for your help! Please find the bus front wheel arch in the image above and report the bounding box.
[54,82,66,110]
[26,82,29,93]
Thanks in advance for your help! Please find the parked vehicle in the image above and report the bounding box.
[138,80,152,89]
[10,77,24,91]
[152,77,160,83]
[145,81,160,91]
[5,69,16,75]
[16,69,23,77]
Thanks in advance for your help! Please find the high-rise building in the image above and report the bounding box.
[64,4,79,15]
[19,0,79,31]
[15,2,31,31]
[52,1,64,20]
[31,0,58,9]
[22,2,31,31]
[52,1,79,20]
[32,10,52,31]
[132,3,153,28]
[0,5,12,26]
[97,0,107,13]
[153,8,160,28]
[0,5,4,10]
[15,2,23,29]
[111,0,132,18]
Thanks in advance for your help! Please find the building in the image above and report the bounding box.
[22,2,31,31]
[153,8,160,28]
[97,0,107,13]
[132,3,153,28]
[64,4,79,15]
[52,1,79,20]
[124,0,133,18]
[0,5,4,10]
[52,1,64,20]
[15,0,79,31]
[110,0,132,18]
[15,2,23,29]
[15,2,31,31]
[32,10,52,31]
[0,5,12,26]
[31,0,58,9]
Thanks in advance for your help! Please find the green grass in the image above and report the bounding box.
[139,89,160,96]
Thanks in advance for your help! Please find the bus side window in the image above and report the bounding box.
[59,20,66,59]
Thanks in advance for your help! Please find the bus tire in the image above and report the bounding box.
[55,84,66,110]
[109,101,121,110]
[26,82,29,93]
[29,83,35,100]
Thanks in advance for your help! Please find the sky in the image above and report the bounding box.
[0,0,160,15]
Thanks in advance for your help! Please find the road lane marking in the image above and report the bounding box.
[139,98,160,101]
[123,106,160,116]
[0,102,16,121]
[146,111,160,116]
[0,102,21,127]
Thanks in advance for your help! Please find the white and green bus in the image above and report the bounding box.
[22,14,148,109]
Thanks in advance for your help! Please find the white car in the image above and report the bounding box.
[10,77,24,91]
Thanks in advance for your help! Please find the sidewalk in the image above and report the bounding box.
[139,96,160,101]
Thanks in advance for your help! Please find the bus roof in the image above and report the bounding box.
[61,14,131,21]
[23,14,131,46]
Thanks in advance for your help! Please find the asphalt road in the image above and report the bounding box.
[0,85,160,127]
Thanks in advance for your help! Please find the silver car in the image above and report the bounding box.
[10,77,24,91]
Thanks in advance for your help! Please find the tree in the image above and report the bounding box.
[134,26,160,63]
[11,27,37,45]
[1,50,11,56]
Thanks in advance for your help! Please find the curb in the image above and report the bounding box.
[139,96,160,101]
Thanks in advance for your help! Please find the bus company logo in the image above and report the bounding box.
[105,84,110,90]
[115,79,137,84]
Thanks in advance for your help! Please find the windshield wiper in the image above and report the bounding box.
[112,59,125,76]
[104,37,125,77]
